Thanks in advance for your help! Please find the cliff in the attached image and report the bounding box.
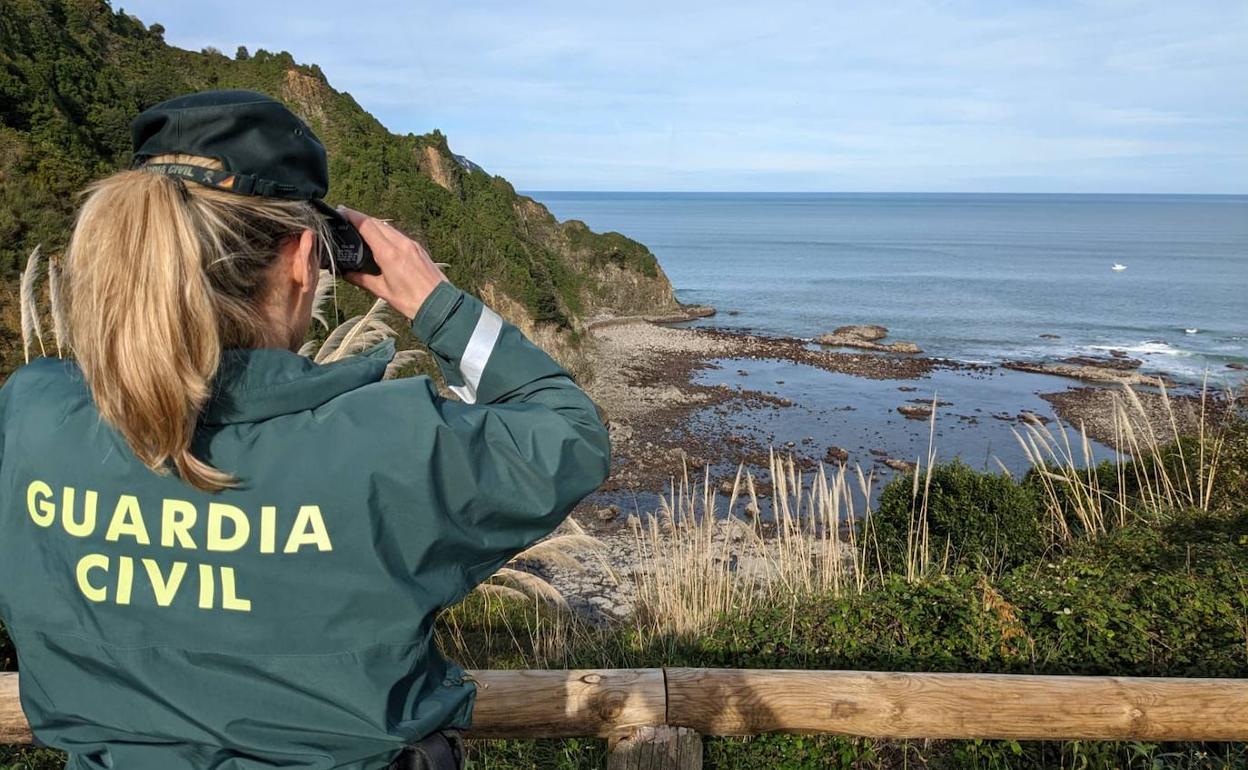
[0,0,681,379]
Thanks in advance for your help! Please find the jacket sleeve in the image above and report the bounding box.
[410,282,611,589]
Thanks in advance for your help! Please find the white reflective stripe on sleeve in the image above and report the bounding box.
[448,307,504,404]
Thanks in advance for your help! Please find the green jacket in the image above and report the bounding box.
[0,283,610,770]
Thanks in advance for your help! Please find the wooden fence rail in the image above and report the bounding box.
[4,669,1247,766]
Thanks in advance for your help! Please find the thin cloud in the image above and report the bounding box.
[121,0,1248,193]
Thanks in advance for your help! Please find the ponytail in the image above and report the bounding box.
[64,154,328,492]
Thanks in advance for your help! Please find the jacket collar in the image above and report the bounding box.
[202,339,396,425]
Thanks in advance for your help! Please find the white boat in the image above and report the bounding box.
[1111,263,1127,271]
[1185,328,1198,335]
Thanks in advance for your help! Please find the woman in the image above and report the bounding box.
[0,91,610,770]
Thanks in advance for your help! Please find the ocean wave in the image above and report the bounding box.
[1088,341,1192,357]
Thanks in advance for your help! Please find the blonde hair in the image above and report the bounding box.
[64,154,330,492]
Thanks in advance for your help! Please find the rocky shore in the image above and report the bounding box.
[548,314,1213,619]
[816,324,922,354]
[1038,387,1218,449]
[578,319,953,506]
[576,317,1205,511]
[1004,359,1167,388]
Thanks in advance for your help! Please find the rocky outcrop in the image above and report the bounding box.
[897,404,932,420]
[1040,387,1210,449]
[824,446,849,464]
[511,200,683,322]
[1004,360,1166,388]
[817,325,922,354]
[596,305,716,328]
[422,146,457,193]
[1061,354,1143,372]
[835,324,888,342]
[281,69,329,123]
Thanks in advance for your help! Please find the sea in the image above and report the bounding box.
[533,192,1248,381]
[531,192,1247,482]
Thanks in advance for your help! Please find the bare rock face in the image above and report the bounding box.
[816,324,923,354]
[422,145,458,193]
[282,69,329,122]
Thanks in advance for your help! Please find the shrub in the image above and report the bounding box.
[872,461,1047,575]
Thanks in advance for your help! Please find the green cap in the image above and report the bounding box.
[130,90,329,199]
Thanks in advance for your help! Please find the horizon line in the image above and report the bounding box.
[521,189,1248,197]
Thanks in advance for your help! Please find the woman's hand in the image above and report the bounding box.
[337,206,448,320]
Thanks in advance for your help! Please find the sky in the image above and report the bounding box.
[120,1,1248,193]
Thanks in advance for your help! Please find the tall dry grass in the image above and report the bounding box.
[20,246,51,362]
[1014,380,1234,543]
[903,399,942,582]
[628,399,958,639]
[438,519,612,670]
[629,453,882,639]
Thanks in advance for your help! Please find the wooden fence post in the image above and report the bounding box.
[607,726,703,770]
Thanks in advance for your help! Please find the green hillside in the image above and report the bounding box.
[0,0,679,378]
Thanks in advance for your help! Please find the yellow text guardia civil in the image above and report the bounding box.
[25,480,334,612]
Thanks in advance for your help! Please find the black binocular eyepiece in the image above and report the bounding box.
[312,201,379,275]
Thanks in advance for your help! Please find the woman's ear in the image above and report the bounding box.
[280,228,318,292]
